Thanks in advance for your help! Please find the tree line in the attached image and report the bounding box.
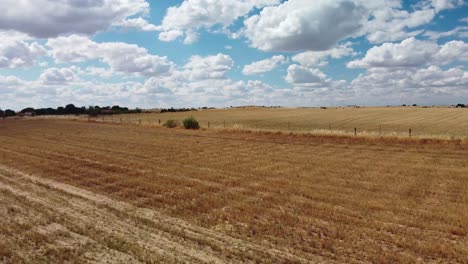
[0,104,142,118]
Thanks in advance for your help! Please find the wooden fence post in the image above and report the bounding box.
[158,119,160,125]
[409,128,412,138]
[354,127,357,136]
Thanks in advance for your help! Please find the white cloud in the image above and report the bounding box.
[0,0,150,38]
[286,64,346,89]
[0,75,24,94]
[423,26,468,40]
[240,0,463,51]
[182,53,234,80]
[114,18,158,31]
[348,37,468,69]
[83,67,116,79]
[429,0,464,12]
[0,31,46,68]
[292,42,357,67]
[135,78,175,95]
[39,67,80,85]
[364,0,464,43]
[286,65,327,85]
[47,35,175,77]
[183,30,200,45]
[243,0,367,52]
[364,7,435,43]
[242,55,285,75]
[461,17,468,23]
[351,66,468,91]
[158,30,184,42]
[158,0,279,43]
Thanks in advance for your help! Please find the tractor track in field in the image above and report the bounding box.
[0,164,320,264]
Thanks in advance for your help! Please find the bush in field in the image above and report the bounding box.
[163,119,179,128]
[182,116,200,130]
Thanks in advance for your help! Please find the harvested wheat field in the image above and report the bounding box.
[113,107,468,138]
[1,119,468,263]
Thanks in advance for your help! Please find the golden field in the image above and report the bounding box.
[103,107,468,138]
[0,118,468,263]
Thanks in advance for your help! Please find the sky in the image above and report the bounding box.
[0,0,467,110]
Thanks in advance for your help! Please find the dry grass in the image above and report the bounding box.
[81,107,468,138]
[0,118,468,263]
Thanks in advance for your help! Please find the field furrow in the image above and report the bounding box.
[1,119,467,263]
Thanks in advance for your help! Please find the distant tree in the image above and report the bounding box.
[0,109,4,118]
[35,107,57,115]
[87,106,100,117]
[111,105,121,111]
[456,104,466,108]
[65,104,78,115]
[20,107,36,113]
[57,106,65,115]
[4,109,16,117]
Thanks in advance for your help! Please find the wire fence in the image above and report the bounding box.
[39,114,464,140]
[4,113,464,140]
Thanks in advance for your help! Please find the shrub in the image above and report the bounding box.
[182,116,200,130]
[163,119,179,128]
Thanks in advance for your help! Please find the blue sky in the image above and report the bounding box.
[0,0,467,110]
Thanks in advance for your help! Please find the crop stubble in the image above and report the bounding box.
[0,119,467,263]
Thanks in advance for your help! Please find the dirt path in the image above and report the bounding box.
[0,164,320,263]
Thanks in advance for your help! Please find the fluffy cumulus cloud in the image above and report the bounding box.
[362,0,465,43]
[0,75,24,94]
[351,66,468,94]
[348,37,468,68]
[286,64,346,90]
[0,31,47,68]
[113,18,158,32]
[241,0,465,52]
[242,55,285,75]
[155,0,465,51]
[158,0,279,43]
[364,8,436,43]
[347,36,468,104]
[47,35,175,77]
[83,67,116,79]
[39,67,80,85]
[292,42,357,67]
[182,53,234,80]
[0,0,150,38]
[244,0,367,52]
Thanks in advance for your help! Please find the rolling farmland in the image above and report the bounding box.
[1,118,467,263]
[103,107,468,138]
